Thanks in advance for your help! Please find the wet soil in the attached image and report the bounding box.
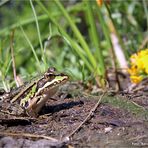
[0,82,148,148]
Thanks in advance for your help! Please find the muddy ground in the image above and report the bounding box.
[0,82,148,148]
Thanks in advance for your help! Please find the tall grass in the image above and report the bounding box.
[0,0,146,89]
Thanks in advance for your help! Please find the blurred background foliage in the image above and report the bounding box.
[0,0,147,89]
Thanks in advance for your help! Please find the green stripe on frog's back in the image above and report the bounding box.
[10,78,41,103]
[20,83,37,108]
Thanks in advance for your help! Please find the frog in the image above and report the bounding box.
[0,67,69,117]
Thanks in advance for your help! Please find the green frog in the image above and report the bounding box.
[0,67,69,117]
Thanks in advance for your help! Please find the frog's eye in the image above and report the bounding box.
[44,67,56,77]
[48,67,56,73]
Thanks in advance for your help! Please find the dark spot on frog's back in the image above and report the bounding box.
[25,101,29,108]
[37,79,46,89]
[36,98,41,104]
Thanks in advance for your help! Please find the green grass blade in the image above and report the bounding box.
[85,1,105,76]
[0,15,48,36]
[30,0,46,68]
[142,0,148,30]
[53,0,99,74]
[95,4,116,69]
[35,0,93,73]
[20,26,41,69]
[0,3,84,36]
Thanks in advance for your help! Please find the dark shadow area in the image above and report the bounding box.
[0,118,32,126]
[39,100,84,115]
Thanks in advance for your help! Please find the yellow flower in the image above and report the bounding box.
[128,65,138,75]
[130,75,143,84]
[128,48,148,83]
[138,55,148,73]
[138,49,148,58]
[145,63,148,74]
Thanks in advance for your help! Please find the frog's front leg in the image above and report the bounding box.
[25,95,45,117]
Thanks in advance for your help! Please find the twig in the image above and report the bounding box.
[128,135,148,141]
[130,100,146,110]
[132,85,146,93]
[10,30,21,87]
[0,131,59,142]
[0,115,35,121]
[65,91,106,139]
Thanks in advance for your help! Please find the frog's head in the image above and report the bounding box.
[36,67,69,98]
